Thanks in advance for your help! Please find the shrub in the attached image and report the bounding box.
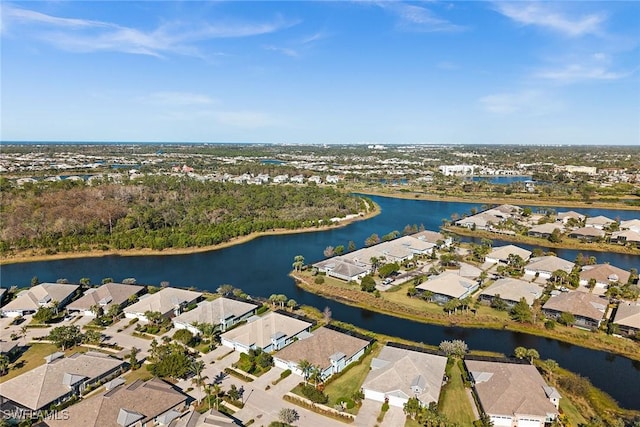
[545,320,556,330]
[314,276,325,284]
[337,397,355,409]
[300,384,329,404]
[280,369,292,379]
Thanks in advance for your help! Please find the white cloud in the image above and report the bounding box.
[378,2,466,33]
[479,90,558,115]
[534,53,633,83]
[1,5,296,58]
[137,92,216,106]
[494,2,605,37]
[264,45,299,57]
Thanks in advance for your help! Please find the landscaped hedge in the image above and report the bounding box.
[224,367,254,382]
[300,383,329,404]
[283,393,354,423]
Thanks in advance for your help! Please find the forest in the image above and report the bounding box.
[0,176,368,255]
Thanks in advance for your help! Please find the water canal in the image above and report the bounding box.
[1,195,639,409]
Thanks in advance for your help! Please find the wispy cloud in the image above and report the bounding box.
[1,5,296,58]
[264,45,299,58]
[494,2,605,37]
[535,53,633,83]
[378,2,466,33]
[137,92,216,106]
[479,90,561,115]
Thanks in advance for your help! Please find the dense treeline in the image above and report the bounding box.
[0,176,367,254]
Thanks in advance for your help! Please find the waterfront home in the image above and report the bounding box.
[66,282,144,316]
[387,235,436,256]
[585,215,614,230]
[567,227,605,242]
[612,302,640,337]
[611,229,640,247]
[312,257,370,282]
[487,204,523,218]
[542,292,608,329]
[484,245,532,265]
[361,343,447,408]
[1,283,79,317]
[416,272,479,303]
[579,264,630,289]
[273,326,371,381]
[220,311,312,354]
[620,219,640,233]
[455,212,503,230]
[557,211,586,225]
[527,223,564,239]
[123,287,202,321]
[465,358,560,427]
[478,278,543,307]
[411,230,452,247]
[0,351,125,411]
[172,297,258,334]
[45,378,188,427]
[173,408,239,427]
[524,256,575,280]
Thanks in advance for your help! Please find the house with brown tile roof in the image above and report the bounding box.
[362,344,447,408]
[44,378,188,427]
[0,351,125,411]
[611,229,640,247]
[465,358,560,427]
[123,287,202,321]
[568,227,605,242]
[273,326,371,381]
[173,297,258,334]
[579,264,631,289]
[479,278,543,307]
[527,223,564,239]
[613,302,640,337]
[220,311,312,353]
[455,212,503,230]
[66,283,144,316]
[1,283,79,317]
[485,245,532,265]
[585,215,614,230]
[542,292,608,329]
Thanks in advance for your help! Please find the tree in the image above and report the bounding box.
[526,348,540,363]
[322,306,332,324]
[173,329,195,346]
[439,340,468,357]
[144,310,165,327]
[360,275,376,292]
[49,325,82,350]
[323,246,335,258]
[0,354,10,376]
[364,233,380,247]
[514,346,528,360]
[33,306,55,324]
[279,408,300,425]
[31,276,40,287]
[292,255,305,272]
[548,228,562,243]
[403,396,422,420]
[378,262,400,278]
[129,347,140,370]
[348,240,356,252]
[298,359,312,385]
[191,359,206,405]
[82,330,103,345]
[286,299,297,311]
[102,277,114,284]
[510,298,533,323]
[90,304,104,318]
[79,277,91,289]
[558,311,575,326]
[334,245,345,256]
[217,284,234,295]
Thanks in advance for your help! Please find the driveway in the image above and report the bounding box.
[354,399,405,427]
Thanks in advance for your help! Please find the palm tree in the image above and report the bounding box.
[292,255,305,272]
[20,325,28,341]
[298,359,312,385]
[51,300,60,315]
[191,360,207,406]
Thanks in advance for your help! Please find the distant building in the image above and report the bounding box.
[439,164,475,176]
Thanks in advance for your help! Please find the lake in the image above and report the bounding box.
[1,195,639,409]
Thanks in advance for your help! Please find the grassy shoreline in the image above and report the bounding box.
[291,272,640,363]
[0,203,381,265]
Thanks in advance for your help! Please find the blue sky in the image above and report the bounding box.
[1,1,638,145]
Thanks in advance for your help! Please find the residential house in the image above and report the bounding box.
[557,211,585,225]
[0,341,19,360]
[613,302,640,337]
[465,358,560,427]
[455,212,503,231]
[66,283,144,316]
[485,245,532,265]
[524,256,575,280]
[220,311,312,354]
[579,264,630,289]
[361,343,447,408]
[123,287,202,321]
[416,272,479,303]
[611,229,640,247]
[412,230,452,247]
[45,378,189,427]
[290,175,305,184]
[479,278,543,307]
[325,175,340,184]
[172,297,258,335]
[620,219,640,233]
[273,326,371,381]
[1,283,79,317]
[387,235,436,256]
[527,223,564,239]
[568,227,605,242]
[542,292,608,329]
[172,408,240,427]
[0,352,125,411]
[312,257,370,282]
[585,215,614,230]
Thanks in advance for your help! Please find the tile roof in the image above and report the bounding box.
[525,256,575,274]
[613,302,640,330]
[542,292,607,322]
[67,283,144,312]
[580,264,630,285]
[486,245,532,262]
[124,287,202,317]
[416,272,478,299]
[173,297,258,327]
[480,278,543,305]
[1,283,79,313]
[220,311,311,349]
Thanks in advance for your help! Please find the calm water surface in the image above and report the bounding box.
[1,196,639,409]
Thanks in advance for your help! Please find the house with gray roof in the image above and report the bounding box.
[479,278,543,307]
[465,358,560,427]
[45,378,188,427]
[527,223,564,238]
[611,229,640,247]
[123,287,202,321]
[568,227,605,242]
[557,211,585,224]
[416,272,479,303]
[66,282,144,316]
[585,215,614,230]
[613,302,640,337]
[579,264,630,289]
[620,219,640,233]
[172,408,240,427]
[273,326,371,381]
[0,351,125,411]
[542,292,608,329]
[524,256,575,280]
[455,212,503,230]
[362,344,447,408]
[485,245,532,265]
[411,230,452,247]
[173,297,258,335]
[1,283,79,317]
[220,311,312,354]
[312,257,370,282]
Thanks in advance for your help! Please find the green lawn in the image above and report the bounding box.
[0,343,59,382]
[123,367,154,384]
[560,398,588,426]
[322,343,382,414]
[439,360,477,425]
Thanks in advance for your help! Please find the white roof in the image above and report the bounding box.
[221,311,311,349]
[416,272,478,299]
[173,297,257,326]
[124,287,202,316]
